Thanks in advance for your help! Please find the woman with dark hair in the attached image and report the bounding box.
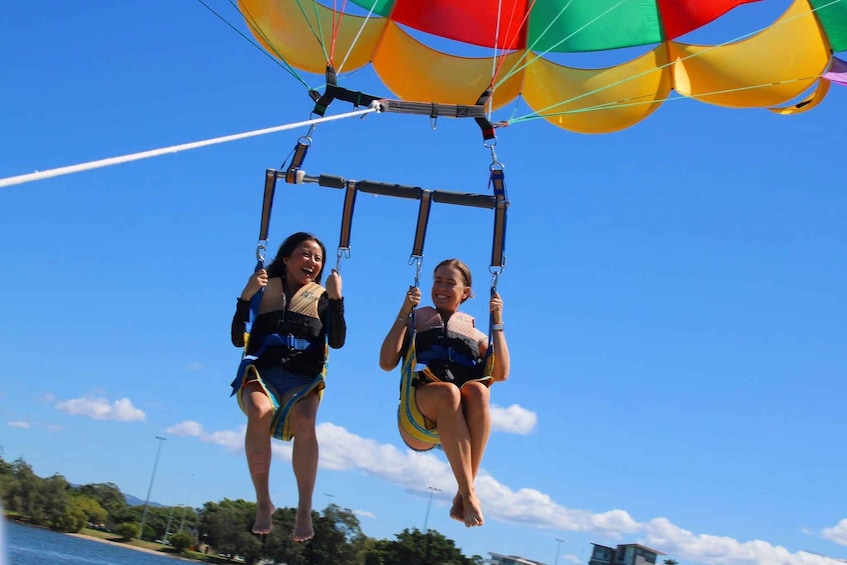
[231,232,346,540]
[379,258,510,528]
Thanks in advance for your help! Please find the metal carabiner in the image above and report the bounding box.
[409,255,423,288]
[256,241,268,263]
[298,123,317,146]
[336,247,351,272]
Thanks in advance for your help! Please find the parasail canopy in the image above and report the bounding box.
[237,0,847,133]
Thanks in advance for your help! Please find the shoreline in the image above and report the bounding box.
[65,531,204,562]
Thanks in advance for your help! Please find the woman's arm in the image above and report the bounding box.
[325,296,346,349]
[231,298,251,347]
[379,287,420,371]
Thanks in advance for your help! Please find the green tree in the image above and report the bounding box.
[304,504,367,565]
[76,482,126,518]
[5,459,43,521]
[169,530,195,553]
[70,494,108,526]
[40,474,70,529]
[53,496,88,532]
[198,499,256,559]
[115,521,141,541]
[363,528,475,565]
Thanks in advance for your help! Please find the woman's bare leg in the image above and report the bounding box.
[288,392,320,541]
[416,383,484,527]
[450,382,491,522]
[242,382,276,534]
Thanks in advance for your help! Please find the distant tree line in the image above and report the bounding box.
[0,454,484,565]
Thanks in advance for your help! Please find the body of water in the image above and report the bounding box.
[4,521,187,565]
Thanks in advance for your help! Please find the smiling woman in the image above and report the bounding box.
[229,231,346,542]
[379,258,511,529]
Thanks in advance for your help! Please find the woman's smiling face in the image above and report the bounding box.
[431,263,470,313]
[283,239,324,287]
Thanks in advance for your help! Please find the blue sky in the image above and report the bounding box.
[1,1,846,564]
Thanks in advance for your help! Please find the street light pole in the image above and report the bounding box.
[324,493,335,509]
[422,486,441,533]
[554,537,567,565]
[139,436,166,541]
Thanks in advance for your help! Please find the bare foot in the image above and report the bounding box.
[252,502,275,534]
[449,492,464,522]
[462,493,484,528]
[294,508,314,542]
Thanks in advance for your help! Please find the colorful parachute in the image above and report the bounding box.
[237,0,847,133]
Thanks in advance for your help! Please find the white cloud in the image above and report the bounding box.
[8,421,30,429]
[44,423,63,432]
[185,362,205,371]
[354,510,376,519]
[41,393,56,403]
[165,421,204,437]
[56,396,145,422]
[165,420,242,451]
[490,404,537,435]
[822,519,847,546]
[563,556,580,564]
[173,419,834,565]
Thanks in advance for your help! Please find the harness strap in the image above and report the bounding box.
[338,180,357,252]
[489,168,508,271]
[411,190,432,259]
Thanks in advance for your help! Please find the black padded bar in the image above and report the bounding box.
[432,191,496,209]
[258,169,277,242]
[316,174,346,189]
[357,181,423,200]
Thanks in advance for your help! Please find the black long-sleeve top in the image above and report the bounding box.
[231,293,346,377]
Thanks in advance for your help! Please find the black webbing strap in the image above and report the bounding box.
[308,69,496,141]
[411,190,433,258]
[338,180,357,251]
[489,169,508,270]
[285,142,310,184]
[258,168,277,244]
[474,89,497,142]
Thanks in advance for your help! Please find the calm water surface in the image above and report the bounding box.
[4,520,187,565]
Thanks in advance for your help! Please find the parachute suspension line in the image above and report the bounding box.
[0,107,379,190]
[507,74,828,124]
[329,0,350,67]
[337,0,381,74]
[507,1,839,123]
[494,0,576,87]
[497,0,629,88]
[491,0,537,86]
[196,0,310,89]
[291,0,329,63]
[488,0,504,120]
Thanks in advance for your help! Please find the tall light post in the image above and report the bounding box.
[139,436,166,541]
[324,493,335,509]
[422,486,441,533]
[554,537,567,565]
